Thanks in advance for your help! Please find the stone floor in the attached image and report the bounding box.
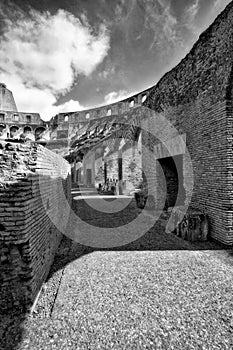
[1,192,233,350]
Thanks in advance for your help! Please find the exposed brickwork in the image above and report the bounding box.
[0,141,71,313]
[142,2,233,245]
[144,2,233,112]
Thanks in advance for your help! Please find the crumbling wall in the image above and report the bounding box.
[144,2,233,112]
[143,2,233,245]
[0,141,71,313]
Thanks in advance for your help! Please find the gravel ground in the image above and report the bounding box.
[2,202,233,350]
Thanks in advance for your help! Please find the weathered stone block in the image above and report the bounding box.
[167,207,209,242]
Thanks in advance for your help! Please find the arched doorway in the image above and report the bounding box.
[10,125,19,138]
[35,127,46,140]
[24,125,32,134]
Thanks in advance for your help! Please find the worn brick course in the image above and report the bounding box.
[142,2,233,245]
[0,141,71,313]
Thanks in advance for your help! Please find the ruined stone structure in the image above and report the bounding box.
[47,87,150,157]
[49,1,233,245]
[142,2,233,245]
[0,83,18,112]
[0,141,71,312]
[65,108,144,194]
[1,1,233,314]
[0,83,47,141]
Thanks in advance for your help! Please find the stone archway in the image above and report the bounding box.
[24,125,32,134]
[35,126,46,140]
[10,125,19,138]
[158,154,185,208]
[153,134,187,209]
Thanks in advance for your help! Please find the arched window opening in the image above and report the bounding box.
[35,127,46,140]
[13,114,19,122]
[10,125,19,138]
[141,95,147,103]
[24,126,32,134]
[129,100,134,108]
[26,115,31,123]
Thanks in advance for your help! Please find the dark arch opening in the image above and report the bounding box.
[24,126,32,134]
[35,127,46,140]
[0,223,6,231]
[10,125,19,138]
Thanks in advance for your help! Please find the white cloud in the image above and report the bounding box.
[186,0,232,37]
[98,66,116,79]
[0,6,110,120]
[55,100,85,113]
[112,0,179,50]
[104,90,130,104]
[143,0,178,50]
[185,0,200,24]
[182,0,201,35]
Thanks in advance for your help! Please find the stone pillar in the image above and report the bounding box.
[73,158,77,183]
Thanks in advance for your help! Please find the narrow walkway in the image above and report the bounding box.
[3,189,233,350]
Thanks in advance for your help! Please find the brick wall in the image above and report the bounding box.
[144,2,233,112]
[0,141,71,313]
[142,2,233,245]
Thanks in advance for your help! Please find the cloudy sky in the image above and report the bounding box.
[0,0,231,120]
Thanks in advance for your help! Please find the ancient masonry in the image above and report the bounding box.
[143,2,233,245]
[0,141,71,312]
[0,83,47,140]
[54,2,233,246]
[1,1,233,312]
